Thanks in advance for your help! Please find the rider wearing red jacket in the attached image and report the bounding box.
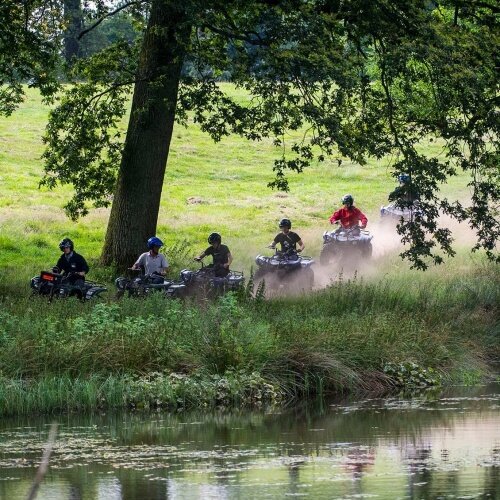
[329,194,368,230]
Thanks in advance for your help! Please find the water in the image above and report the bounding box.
[0,384,498,499]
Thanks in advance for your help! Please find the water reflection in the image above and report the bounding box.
[0,383,498,499]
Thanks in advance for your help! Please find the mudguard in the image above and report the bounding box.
[323,229,373,246]
[380,202,422,221]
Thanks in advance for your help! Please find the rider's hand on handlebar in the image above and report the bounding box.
[267,244,275,249]
[360,224,366,229]
[194,257,202,262]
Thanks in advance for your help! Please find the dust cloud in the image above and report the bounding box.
[250,213,483,297]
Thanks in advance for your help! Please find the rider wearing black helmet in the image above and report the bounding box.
[269,218,305,254]
[329,195,368,233]
[55,238,89,283]
[195,232,233,277]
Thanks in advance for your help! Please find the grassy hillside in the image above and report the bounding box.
[0,86,497,416]
[0,86,474,283]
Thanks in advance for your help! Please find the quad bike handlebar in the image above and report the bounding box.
[267,245,302,253]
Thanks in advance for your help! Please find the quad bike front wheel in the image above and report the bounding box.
[320,244,335,266]
[253,267,268,281]
[300,267,314,290]
[361,242,373,258]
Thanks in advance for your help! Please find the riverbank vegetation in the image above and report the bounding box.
[0,90,498,416]
[0,254,497,416]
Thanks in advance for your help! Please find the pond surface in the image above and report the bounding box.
[0,384,499,499]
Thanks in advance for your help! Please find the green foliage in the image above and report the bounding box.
[0,260,497,415]
[0,370,283,416]
[11,0,495,269]
[41,40,138,218]
[0,1,62,115]
[383,361,441,389]
[80,11,142,56]
[236,267,266,306]
[124,370,282,410]
[163,239,195,276]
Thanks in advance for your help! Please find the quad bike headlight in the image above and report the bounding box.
[115,277,128,290]
[255,255,266,266]
[180,270,194,283]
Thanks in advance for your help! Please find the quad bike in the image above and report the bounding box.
[380,200,421,221]
[30,269,107,301]
[179,262,245,297]
[115,269,186,299]
[320,225,373,265]
[254,247,314,291]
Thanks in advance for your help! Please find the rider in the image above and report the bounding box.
[393,173,420,206]
[269,218,305,254]
[195,232,233,278]
[55,238,89,284]
[329,195,368,234]
[132,236,169,282]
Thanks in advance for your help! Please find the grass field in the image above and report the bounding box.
[0,86,497,415]
[0,86,474,281]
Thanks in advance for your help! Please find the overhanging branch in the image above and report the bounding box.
[202,23,270,46]
[78,1,146,40]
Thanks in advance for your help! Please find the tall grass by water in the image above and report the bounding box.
[0,87,497,415]
[0,257,497,415]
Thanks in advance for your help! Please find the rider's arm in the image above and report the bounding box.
[159,255,169,275]
[297,239,305,252]
[269,233,280,249]
[132,253,144,270]
[357,209,368,228]
[224,252,233,269]
[55,255,65,273]
[329,209,341,224]
[78,254,89,276]
[195,251,206,261]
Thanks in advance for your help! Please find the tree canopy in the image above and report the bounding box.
[0,0,62,115]
[1,0,498,269]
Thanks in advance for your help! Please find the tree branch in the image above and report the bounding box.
[202,23,270,46]
[86,79,137,108]
[78,1,145,40]
[470,0,500,14]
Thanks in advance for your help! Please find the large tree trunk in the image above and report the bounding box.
[101,0,190,268]
[63,0,82,63]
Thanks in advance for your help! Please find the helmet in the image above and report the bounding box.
[342,194,354,207]
[398,173,410,184]
[279,218,292,229]
[59,238,74,251]
[208,232,222,244]
[147,236,164,249]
